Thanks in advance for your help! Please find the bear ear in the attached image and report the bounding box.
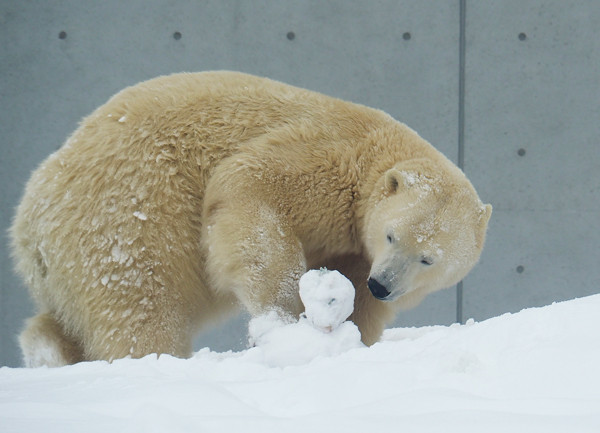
[475,203,492,248]
[384,168,418,194]
[384,169,402,193]
[479,203,492,225]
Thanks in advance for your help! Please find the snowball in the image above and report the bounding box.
[299,268,355,333]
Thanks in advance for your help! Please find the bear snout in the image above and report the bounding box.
[368,277,391,300]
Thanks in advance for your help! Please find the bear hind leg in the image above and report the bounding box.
[19,313,84,367]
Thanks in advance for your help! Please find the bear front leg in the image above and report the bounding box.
[203,200,306,323]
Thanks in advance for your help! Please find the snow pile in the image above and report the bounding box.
[1,271,600,432]
[246,269,363,366]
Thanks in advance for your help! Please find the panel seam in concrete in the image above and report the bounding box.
[456,0,467,324]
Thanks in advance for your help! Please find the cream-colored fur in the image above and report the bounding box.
[11,71,491,366]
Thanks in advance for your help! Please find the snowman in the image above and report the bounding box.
[299,268,355,333]
[246,268,362,367]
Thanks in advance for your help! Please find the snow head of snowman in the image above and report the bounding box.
[299,268,355,333]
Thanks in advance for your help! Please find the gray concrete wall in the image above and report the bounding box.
[1,0,598,367]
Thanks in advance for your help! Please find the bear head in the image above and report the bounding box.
[363,158,491,307]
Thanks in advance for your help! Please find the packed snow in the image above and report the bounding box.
[1,269,599,432]
[132,211,147,221]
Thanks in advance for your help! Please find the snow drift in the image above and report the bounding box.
[2,292,600,433]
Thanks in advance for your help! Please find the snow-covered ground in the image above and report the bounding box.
[1,272,599,432]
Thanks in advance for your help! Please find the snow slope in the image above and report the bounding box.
[2,294,600,433]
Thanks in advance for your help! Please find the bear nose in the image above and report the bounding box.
[368,277,391,300]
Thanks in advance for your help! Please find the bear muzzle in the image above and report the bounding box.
[367,277,391,300]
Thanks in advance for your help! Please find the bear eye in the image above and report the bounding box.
[420,256,434,266]
[386,234,394,244]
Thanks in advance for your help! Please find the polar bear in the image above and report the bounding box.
[11,71,491,366]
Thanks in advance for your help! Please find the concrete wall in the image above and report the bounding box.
[1,0,598,367]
